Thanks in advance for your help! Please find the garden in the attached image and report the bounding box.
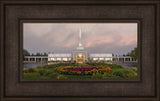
[23,63,138,79]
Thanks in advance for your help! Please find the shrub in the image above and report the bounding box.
[49,72,59,79]
[23,69,28,73]
[36,66,42,69]
[113,70,124,77]
[111,64,124,68]
[27,68,37,73]
[112,68,137,78]
[103,72,116,78]
[42,65,50,69]
[38,69,47,76]
[117,65,124,68]
[57,75,67,79]
[130,67,137,72]
[92,72,103,79]
[45,70,53,76]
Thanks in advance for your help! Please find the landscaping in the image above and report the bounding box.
[23,62,138,79]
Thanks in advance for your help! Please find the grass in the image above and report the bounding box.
[103,67,137,79]
[23,73,48,79]
[23,63,138,79]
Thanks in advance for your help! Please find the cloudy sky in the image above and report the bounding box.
[23,23,137,55]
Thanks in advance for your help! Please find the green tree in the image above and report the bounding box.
[43,52,48,56]
[130,47,137,60]
[36,53,41,56]
[23,49,30,56]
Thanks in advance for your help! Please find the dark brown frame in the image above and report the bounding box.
[20,20,141,82]
[1,0,160,101]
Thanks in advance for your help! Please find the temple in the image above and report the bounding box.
[48,29,113,64]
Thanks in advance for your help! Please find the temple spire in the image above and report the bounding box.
[77,28,84,50]
[79,28,82,47]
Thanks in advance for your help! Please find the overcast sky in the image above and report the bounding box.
[23,23,137,55]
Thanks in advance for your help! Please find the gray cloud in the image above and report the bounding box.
[23,23,137,55]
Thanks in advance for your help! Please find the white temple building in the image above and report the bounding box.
[48,29,113,64]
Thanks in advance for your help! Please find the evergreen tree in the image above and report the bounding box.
[130,47,137,60]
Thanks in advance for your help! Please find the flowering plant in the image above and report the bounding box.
[55,65,111,75]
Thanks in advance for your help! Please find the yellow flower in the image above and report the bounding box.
[85,71,88,75]
[77,71,81,74]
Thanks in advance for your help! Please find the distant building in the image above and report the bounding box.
[89,53,112,62]
[48,53,72,62]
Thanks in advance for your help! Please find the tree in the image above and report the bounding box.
[126,52,130,56]
[36,53,41,56]
[34,52,48,56]
[130,47,137,60]
[23,49,30,56]
[43,52,48,56]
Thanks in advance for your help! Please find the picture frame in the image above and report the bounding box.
[0,0,159,101]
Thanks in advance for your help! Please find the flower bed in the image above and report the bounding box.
[55,65,112,75]
[23,63,138,79]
